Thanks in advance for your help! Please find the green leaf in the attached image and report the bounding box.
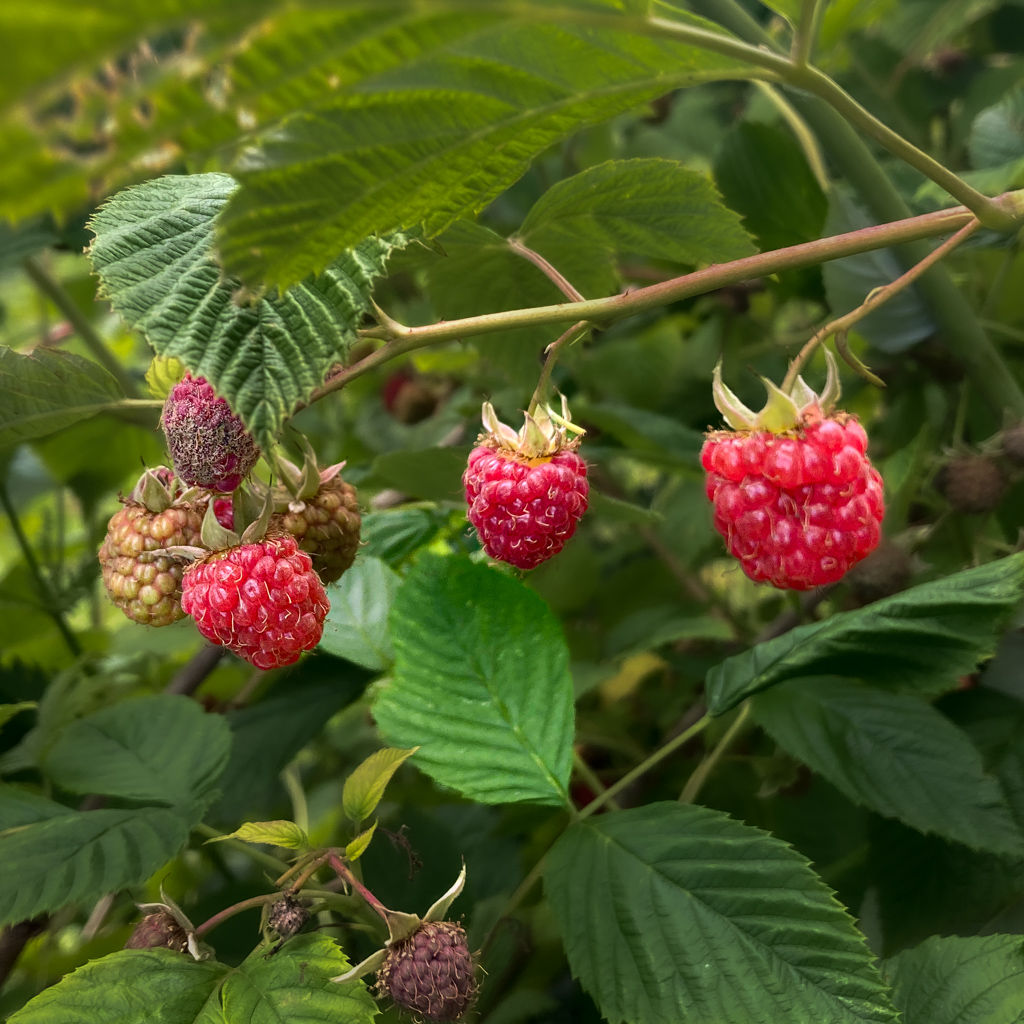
[343,747,419,823]
[545,802,897,1024]
[41,694,231,810]
[881,934,1024,1024]
[374,555,574,806]
[752,677,1024,856]
[217,16,756,286]
[371,446,471,503]
[8,934,375,1024]
[345,821,377,862]
[706,554,1024,715]
[207,819,310,851]
[970,83,1024,169]
[320,556,401,671]
[0,786,75,830]
[361,508,448,565]
[87,172,409,448]
[0,702,35,733]
[0,346,125,449]
[714,122,828,251]
[0,804,194,927]
[519,158,754,267]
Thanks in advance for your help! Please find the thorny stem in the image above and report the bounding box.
[310,203,983,406]
[0,481,81,657]
[679,702,752,803]
[572,749,620,811]
[22,256,140,397]
[194,893,279,940]
[328,851,391,926]
[578,714,712,819]
[781,218,983,391]
[508,238,586,303]
[528,320,590,413]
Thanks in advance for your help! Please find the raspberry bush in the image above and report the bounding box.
[5,4,1024,1024]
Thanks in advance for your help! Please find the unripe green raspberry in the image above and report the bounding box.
[273,475,361,584]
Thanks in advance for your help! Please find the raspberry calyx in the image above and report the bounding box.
[702,351,884,590]
[463,398,589,571]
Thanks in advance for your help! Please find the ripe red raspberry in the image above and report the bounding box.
[162,373,260,491]
[99,469,203,626]
[377,921,476,1022]
[212,497,234,530]
[181,534,329,669]
[703,353,884,590]
[463,400,588,571]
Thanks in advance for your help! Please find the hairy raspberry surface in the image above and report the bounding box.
[124,912,188,953]
[181,535,330,669]
[378,921,476,1022]
[162,374,260,491]
[99,503,203,626]
[274,476,362,583]
[267,894,310,939]
[701,416,883,590]
[463,447,588,571]
[940,455,1006,514]
[1002,424,1024,467]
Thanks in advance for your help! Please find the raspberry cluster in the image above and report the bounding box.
[464,448,588,571]
[275,474,362,583]
[703,416,883,589]
[181,535,329,670]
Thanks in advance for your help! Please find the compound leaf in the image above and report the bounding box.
[546,802,897,1024]
[374,555,574,806]
[706,554,1024,715]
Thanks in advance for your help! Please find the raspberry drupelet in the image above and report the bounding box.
[181,534,329,670]
[463,398,588,571]
[702,351,884,590]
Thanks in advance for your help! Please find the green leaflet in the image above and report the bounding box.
[0,346,125,449]
[374,555,575,806]
[519,157,755,267]
[218,14,756,286]
[7,935,376,1024]
[546,802,897,1024]
[87,172,409,448]
[881,934,1024,1024]
[342,746,419,823]
[42,694,231,808]
[752,677,1024,856]
[705,554,1024,715]
[0,695,231,928]
[320,556,402,672]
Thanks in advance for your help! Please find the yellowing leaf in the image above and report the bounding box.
[344,821,377,862]
[207,820,310,851]
[342,747,419,823]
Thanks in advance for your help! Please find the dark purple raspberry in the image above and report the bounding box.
[378,921,476,1022]
[162,374,260,491]
[125,911,188,952]
[267,894,309,939]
